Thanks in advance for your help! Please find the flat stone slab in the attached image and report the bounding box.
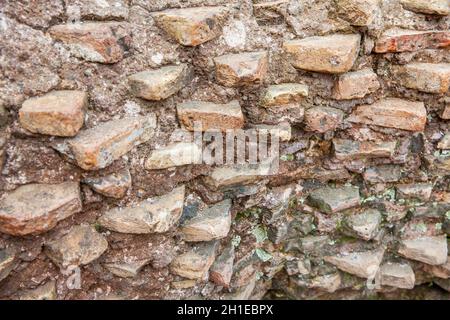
[347,98,427,132]
[307,185,361,214]
[19,90,87,137]
[209,245,235,288]
[374,29,450,53]
[398,235,448,265]
[304,106,344,133]
[0,182,82,236]
[363,164,402,183]
[104,258,151,278]
[98,186,185,234]
[260,83,309,107]
[396,183,433,201]
[145,142,202,170]
[438,133,450,149]
[283,34,361,74]
[83,168,131,199]
[332,68,380,100]
[336,0,380,26]
[401,0,450,15]
[333,139,397,161]
[343,209,382,241]
[394,63,450,94]
[380,262,415,289]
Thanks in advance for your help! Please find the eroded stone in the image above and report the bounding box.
[0,248,16,282]
[394,63,450,94]
[19,281,57,300]
[374,29,450,53]
[363,165,402,183]
[145,142,202,170]
[333,139,397,161]
[343,209,382,241]
[336,0,380,26]
[438,133,450,149]
[396,183,433,201]
[209,245,235,287]
[307,185,360,214]
[332,68,380,100]
[398,236,448,265]
[304,106,344,133]
[261,83,309,107]
[401,0,450,15]
[380,262,415,289]
[104,259,151,278]
[83,168,131,199]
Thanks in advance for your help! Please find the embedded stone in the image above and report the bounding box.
[48,22,130,63]
[394,63,450,94]
[347,98,427,132]
[343,209,382,241]
[180,199,232,242]
[45,225,108,267]
[398,236,448,265]
[209,245,235,287]
[374,29,450,53]
[332,68,380,100]
[170,241,218,280]
[401,0,450,15]
[324,248,385,279]
[128,64,192,101]
[145,142,202,170]
[19,281,57,300]
[74,0,129,21]
[177,100,244,132]
[83,168,131,199]
[251,122,292,142]
[55,115,156,170]
[363,165,402,183]
[442,105,450,119]
[214,51,269,87]
[304,106,345,133]
[19,90,87,137]
[283,34,361,74]
[261,83,309,107]
[98,186,185,234]
[336,0,380,26]
[0,182,82,236]
[424,257,450,279]
[152,6,227,46]
[0,248,16,282]
[380,262,415,289]
[297,273,341,293]
[307,185,361,214]
[438,133,450,149]
[333,139,397,161]
[104,258,151,278]
[396,183,433,201]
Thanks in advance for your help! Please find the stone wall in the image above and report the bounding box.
[0,0,449,300]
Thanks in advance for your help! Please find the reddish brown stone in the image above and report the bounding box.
[374,29,450,53]
[304,106,344,133]
[394,63,450,94]
[332,68,380,100]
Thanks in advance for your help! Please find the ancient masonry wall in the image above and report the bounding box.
[0,0,450,300]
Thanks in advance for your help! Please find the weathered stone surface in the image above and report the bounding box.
[442,105,450,119]
[434,278,450,292]
[180,199,232,242]
[324,248,385,279]
[98,186,185,234]
[424,257,450,279]
[55,115,156,170]
[401,0,450,15]
[261,83,309,107]
[83,168,131,199]
[214,51,269,87]
[48,22,130,63]
[374,29,450,53]
[343,209,382,241]
[104,258,151,278]
[283,34,361,74]
[170,241,218,280]
[336,0,380,26]
[19,281,57,300]
[251,122,292,142]
[396,183,433,201]
[394,63,450,94]
[363,165,402,183]
[332,69,380,100]
[347,98,427,132]
[145,142,202,170]
[304,106,344,133]
[209,245,235,288]
[333,139,397,161]
[0,182,82,236]
[297,273,341,293]
[128,64,192,101]
[380,262,415,289]
[19,90,87,137]
[45,225,108,267]
[177,100,244,132]
[398,236,448,265]
[438,133,450,149]
[0,248,16,282]
[0,104,7,128]
[152,6,227,46]
[307,185,360,214]
[71,0,129,21]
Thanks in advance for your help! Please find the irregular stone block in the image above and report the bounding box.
[177,100,244,131]
[283,34,361,74]
[73,0,129,21]
[104,258,151,278]
[0,182,82,236]
[424,257,450,279]
[324,248,385,279]
[180,199,232,242]
[48,22,131,63]
[152,6,227,46]
[214,51,269,87]
[400,0,450,15]
[304,106,344,133]
[209,245,235,288]
[380,262,415,289]
[251,122,292,142]
[55,115,156,170]
[374,29,450,53]
[170,241,218,280]
[98,186,185,234]
[333,139,397,161]
[45,225,108,267]
[398,235,448,265]
[396,183,433,201]
[438,133,450,149]
[145,142,202,170]
[442,105,450,119]
[394,63,450,94]
[128,64,192,101]
[260,83,309,107]
[343,209,382,241]
[0,248,16,282]
[336,0,380,26]
[347,98,427,132]
[83,168,131,199]
[307,185,361,214]
[363,165,402,183]
[19,90,87,137]
[296,273,341,293]
[332,68,380,100]
[19,281,57,300]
